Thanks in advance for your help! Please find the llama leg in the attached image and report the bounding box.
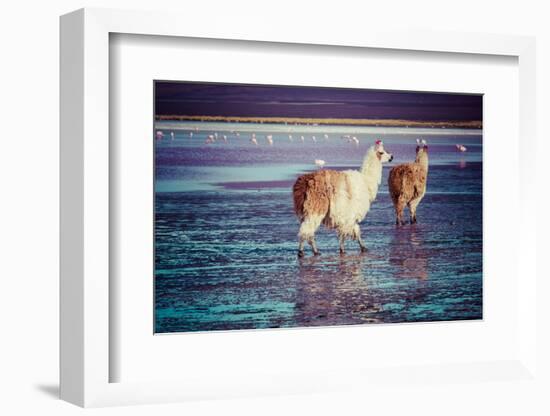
[338,231,346,255]
[309,236,320,256]
[394,199,403,226]
[408,197,422,224]
[353,224,367,253]
[297,236,305,258]
[298,215,323,257]
[395,198,406,226]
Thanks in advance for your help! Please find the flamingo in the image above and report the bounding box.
[170,131,175,140]
[155,131,164,140]
[324,134,329,141]
[189,131,193,138]
[223,135,228,143]
[456,144,467,152]
[314,159,326,168]
[250,135,258,145]
[205,134,215,144]
[351,136,359,146]
[312,136,317,143]
[300,135,305,143]
[266,135,273,146]
[289,134,293,142]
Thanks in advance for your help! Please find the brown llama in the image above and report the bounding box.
[388,141,429,225]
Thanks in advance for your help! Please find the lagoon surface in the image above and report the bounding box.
[154,122,483,333]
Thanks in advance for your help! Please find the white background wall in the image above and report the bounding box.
[0,1,548,415]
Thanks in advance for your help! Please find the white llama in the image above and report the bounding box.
[292,140,393,257]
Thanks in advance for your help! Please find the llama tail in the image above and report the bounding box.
[292,174,312,219]
[293,171,333,224]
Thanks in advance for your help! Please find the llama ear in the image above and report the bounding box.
[416,145,420,152]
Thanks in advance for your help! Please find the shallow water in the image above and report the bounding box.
[154,122,482,333]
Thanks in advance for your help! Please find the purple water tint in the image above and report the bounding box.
[154,123,482,333]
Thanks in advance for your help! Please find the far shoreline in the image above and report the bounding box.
[155,115,482,130]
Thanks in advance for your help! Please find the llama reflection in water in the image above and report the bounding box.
[295,254,381,327]
[294,233,431,327]
[388,226,429,280]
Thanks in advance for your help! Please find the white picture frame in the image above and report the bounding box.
[60,8,538,408]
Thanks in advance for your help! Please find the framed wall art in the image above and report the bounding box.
[60,8,539,407]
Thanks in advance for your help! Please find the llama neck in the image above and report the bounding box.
[416,153,429,172]
[361,150,383,200]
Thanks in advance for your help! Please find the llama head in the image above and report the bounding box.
[374,140,393,163]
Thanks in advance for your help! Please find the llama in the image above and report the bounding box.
[388,141,429,226]
[292,140,393,257]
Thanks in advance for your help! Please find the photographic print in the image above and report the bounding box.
[154,81,482,333]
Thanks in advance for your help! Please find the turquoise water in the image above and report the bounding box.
[154,122,483,333]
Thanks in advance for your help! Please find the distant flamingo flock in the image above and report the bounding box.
[156,130,340,147]
[155,129,470,174]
